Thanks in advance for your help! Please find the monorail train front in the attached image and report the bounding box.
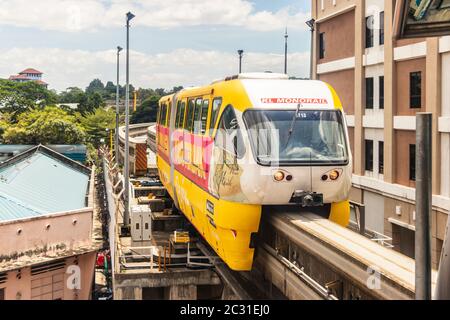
[208,78,352,226]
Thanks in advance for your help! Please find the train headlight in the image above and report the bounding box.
[329,170,340,181]
[274,171,285,182]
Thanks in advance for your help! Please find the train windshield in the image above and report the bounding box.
[243,109,348,166]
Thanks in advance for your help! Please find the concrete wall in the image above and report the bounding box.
[319,69,355,114]
[395,58,426,116]
[394,130,415,188]
[363,190,385,234]
[317,9,356,63]
[0,209,93,259]
[315,0,356,20]
[0,252,96,300]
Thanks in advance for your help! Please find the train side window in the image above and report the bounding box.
[215,105,245,159]
[210,98,222,131]
[193,98,203,134]
[185,99,195,132]
[157,105,161,124]
[178,101,186,128]
[159,103,164,125]
[201,100,209,135]
[175,100,182,128]
[167,102,171,126]
[161,103,167,126]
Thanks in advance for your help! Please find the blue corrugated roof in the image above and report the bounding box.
[0,148,90,222]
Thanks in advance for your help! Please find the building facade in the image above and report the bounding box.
[311,0,449,268]
[8,68,48,88]
[0,145,101,300]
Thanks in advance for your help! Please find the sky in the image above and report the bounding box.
[0,0,312,92]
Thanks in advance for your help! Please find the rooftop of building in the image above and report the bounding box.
[19,68,43,75]
[0,145,91,223]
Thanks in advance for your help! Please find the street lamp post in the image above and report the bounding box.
[306,19,316,80]
[123,11,135,230]
[284,28,288,75]
[115,46,123,164]
[237,50,244,74]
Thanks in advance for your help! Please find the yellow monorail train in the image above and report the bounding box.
[156,73,352,271]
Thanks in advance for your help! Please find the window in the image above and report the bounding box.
[175,100,182,128]
[215,106,245,159]
[379,11,385,45]
[185,99,195,132]
[176,101,186,128]
[210,98,222,130]
[366,78,374,109]
[379,76,384,109]
[319,33,325,59]
[167,103,171,126]
[159,104,167,126]
[409,144,416,181]
[193,98,203,134]
[365,140,374,171]
[365,16,374,48]
[201,100,209,135]
[410,72,422,108]
[244,110,348,166]
[379,141,384,174]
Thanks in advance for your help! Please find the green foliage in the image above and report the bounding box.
[0,80,58,118]
[86,78,105,94]
[131,95,160,124]
[2,106,85,145]
[79,108,116,148]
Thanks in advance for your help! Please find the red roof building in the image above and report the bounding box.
[19,68,43,75]
[8,68,48,88]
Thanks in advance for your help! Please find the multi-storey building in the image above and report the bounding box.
[8,68,48,88]
[311,0,449,268]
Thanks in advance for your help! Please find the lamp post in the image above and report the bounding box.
[306,18,316,80]
[115,46,123,164]
[237,49,244,74]
[284,28,288,75]
[123,11,135,229]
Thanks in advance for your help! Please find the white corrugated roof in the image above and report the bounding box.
[0,147,90,222]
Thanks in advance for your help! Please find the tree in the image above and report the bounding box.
[2,106,85,145]
[154,88,166,96]
[58,87,85,103]
[79,108,116,148]
[0,80,58,118]
[104,81,117,98]
[86,79,105,94]
[131,95,159,124]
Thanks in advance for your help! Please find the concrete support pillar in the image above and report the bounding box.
[354,0,366,176]
[425,37,441,195]
[169,285,197,300]
[383,0,395,183]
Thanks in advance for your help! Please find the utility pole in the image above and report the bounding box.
[415,113,432,300]
[306,19,316,80]
[237,50,244,74]
[115,46,123,164]
[123,11,135,230]
[284,28,288,75]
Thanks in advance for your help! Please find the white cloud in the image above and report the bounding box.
[0,47,310,92]
[0,0,310,32]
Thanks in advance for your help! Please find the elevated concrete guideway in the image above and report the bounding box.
[112,123,440,300]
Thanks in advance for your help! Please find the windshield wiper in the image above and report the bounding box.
[284,103,302,148]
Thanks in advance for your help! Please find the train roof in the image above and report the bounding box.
[239,78,341,110]
[160,73,342,111]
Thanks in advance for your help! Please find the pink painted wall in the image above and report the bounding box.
[0,252,96,300]
[0,209,93,258]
